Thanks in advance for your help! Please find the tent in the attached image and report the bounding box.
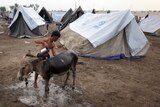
[8,6,47,38]
[52,11,66,23]
[60,8,73,24]
[39,7,53,23]
[55,8,72,30]
[8,7,17,24]
[9,7,17,19]
[139,15,160,36]
[58,6,84,31]
[60,10,149,60]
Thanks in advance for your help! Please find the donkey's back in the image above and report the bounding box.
[44,51,78,74]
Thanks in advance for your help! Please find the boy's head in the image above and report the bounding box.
[51,30,61,37]
[51,30,61,41]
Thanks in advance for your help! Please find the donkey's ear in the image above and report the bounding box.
[30,59,40,64]
[27,50,31,54]
[25,50,36,58]
[26,53,36,57]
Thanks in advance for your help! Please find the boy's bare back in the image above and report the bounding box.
[35,30,61,56]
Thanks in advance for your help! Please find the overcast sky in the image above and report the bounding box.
[0,0,160,11]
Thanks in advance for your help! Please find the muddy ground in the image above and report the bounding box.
[0,18,160,107]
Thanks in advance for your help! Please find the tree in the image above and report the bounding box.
[0,6,6,13]
[28,4,39,11]
[29,4,34,8]
[9,3,19,10]
[34,4,39,11]
[9,3,39,11]
[9,6,14,10]
[23,5,27,7]
[0,6,6,17]
[15,3,19,8]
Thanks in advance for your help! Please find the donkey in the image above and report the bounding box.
[17,50,78,98]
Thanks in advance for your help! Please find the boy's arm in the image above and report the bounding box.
[35,39,47,44]
[51,47,56,56]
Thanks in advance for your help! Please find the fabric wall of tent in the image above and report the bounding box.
[52,11,66,23]
[60,8,73,24]
[58,6,84,31]
[139,15,160,36]
[60,10,150,60]
[9,7,17,19]
[39,7,53,23]
[8,6,47,38]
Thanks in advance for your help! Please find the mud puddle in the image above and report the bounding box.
[6,73,92,107]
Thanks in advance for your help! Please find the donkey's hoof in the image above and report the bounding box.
[34,86,38,88]
[62,86,66,90]
[43,94,48,102]
[43,97,47,102]
[34,84,38,88]
[72,87,75,90]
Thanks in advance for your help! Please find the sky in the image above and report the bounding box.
[0,0,160,11]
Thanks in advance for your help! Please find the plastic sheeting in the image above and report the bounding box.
[52,11,66,23]
[125,19,148,56]
[9,6,45,30]
[139,15,160,33]
[69,10,148,56]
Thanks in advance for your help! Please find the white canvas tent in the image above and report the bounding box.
[139,15,160,36]
[52,11,66,23]
[39,7,53,23]
[9,8,16,19]
[8,6,47,38]
[60,10,149,60]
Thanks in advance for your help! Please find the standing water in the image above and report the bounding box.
[7,72,92,107]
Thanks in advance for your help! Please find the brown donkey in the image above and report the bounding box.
[17,50,78,99]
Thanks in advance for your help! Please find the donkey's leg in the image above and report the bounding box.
[44,79,49,98]
[25,78,28,88]
[34,72,38,88]
[72,68,76,90]
[62,71,70,89]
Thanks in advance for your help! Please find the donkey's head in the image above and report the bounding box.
[17,60,33,81]
[17,50,37,81]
